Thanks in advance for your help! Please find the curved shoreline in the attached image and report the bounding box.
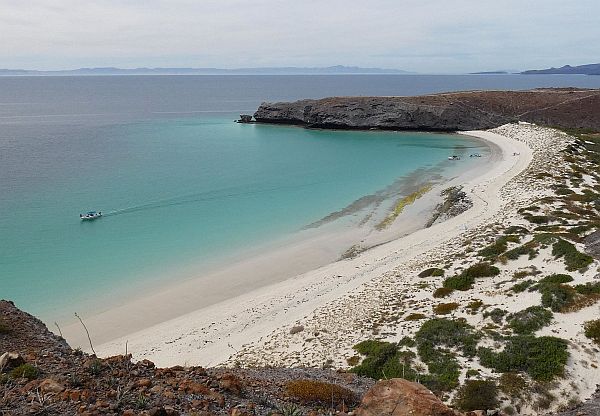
[76,125,531,367]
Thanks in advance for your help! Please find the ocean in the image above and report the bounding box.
[2,74,599,321]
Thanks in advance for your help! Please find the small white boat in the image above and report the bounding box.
[80,211,102,221]
[448,155,461,160]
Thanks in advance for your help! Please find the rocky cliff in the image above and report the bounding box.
[253,88,600,131]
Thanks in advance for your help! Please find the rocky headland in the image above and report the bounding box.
[252,88,600,131]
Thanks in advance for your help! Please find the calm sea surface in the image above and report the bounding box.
[2,75,599,319]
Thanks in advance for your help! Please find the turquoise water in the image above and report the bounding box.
[0,114,487,319]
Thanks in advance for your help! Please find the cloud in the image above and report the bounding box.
[0,0,598,72]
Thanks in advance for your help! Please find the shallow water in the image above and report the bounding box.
[3,74,594,320]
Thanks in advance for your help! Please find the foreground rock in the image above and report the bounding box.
[254,88,600,131]
[355,378,460,416]
[0,300,374,415]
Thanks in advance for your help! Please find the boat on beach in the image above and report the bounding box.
[80,211,102,221]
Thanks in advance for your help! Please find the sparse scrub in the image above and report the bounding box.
[483,308,507,324]
[418,267,445,278]
[415,318,479,391]
[443,275,474,291]
[9,364,38,380]
[478,235,521,258]
[511,279,535,293]
[433,302,459,315]
[462,262,501,278]
[507,306,553,334]
[498,372,527,398]
[453,380,499,412]
[478,335,568,381]
[584,319,600,345]
[552,238,593,271]
[351,340,416,381]
[405,313,426,321]
[433,287,454,298]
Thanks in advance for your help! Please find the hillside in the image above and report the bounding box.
[252,88,600,131]
[522,64,600,75]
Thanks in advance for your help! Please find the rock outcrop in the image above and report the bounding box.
[253,88,600,131]
[584,230,600,259]
[355,378,459,416]
[0,300,374,415]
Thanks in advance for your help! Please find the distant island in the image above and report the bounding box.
[0,65,412,76]
[522,63,600,75]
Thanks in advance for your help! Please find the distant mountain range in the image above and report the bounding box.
[522,63,600,75]
[0,65,412,76]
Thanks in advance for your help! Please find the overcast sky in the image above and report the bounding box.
[1,0,598,73]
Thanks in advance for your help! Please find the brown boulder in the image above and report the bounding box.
[355,379,459,416]
[39,378,66,394]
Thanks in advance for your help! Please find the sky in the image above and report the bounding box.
[1,0,599,73]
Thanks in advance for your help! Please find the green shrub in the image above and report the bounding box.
[10,364,39,380]
[478,335,568,381]
[507,306,553,334]
[462,262,501,278]
[351,340,417,381]
[483,308,507,324]
[454,380,499,411]
[539,274,574,285]
[415,318,479,391]
[505,226,529,235]
[575,282,600,295]
[498,372,527,398]
[527,215,552,224]
[478,235,521,258]
[540,284,576,312]
[418,267,445,277]
[552,238,593,271]
[286,380,357,405]
[584,319,600,345]
[505,243,538,260]
[511,279,535,293]
[433,302,460,315]
[443,275,474,291]
[433,287,454,298]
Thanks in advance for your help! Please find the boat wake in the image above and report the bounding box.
[102,181,325,218]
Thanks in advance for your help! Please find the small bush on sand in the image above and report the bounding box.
[483,308,507,324]
[478,335,568,381]
[462,262,501,278]
[584,319,600,345]
[351,340,417,380]
[286,379,357,406]
[434,302,460,315]
[405,313,427,321]
[507,306,553,334]
[498,372,527,398]
[419,267,445,277]
[511,279,535,293]
[540,284,576,312]
[433,287,454,298]
[454,380,499,412]
[415,318,479,391]
[552,238,593,271]
[444,275,475,291]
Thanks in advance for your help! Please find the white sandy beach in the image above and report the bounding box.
[66,124,530,364]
